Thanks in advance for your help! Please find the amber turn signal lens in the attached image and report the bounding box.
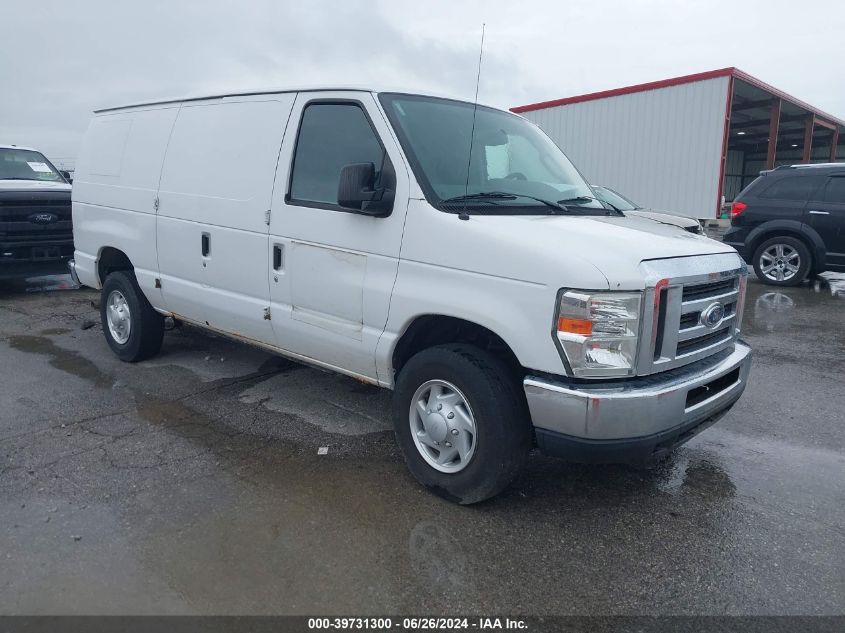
[557,317,593,335]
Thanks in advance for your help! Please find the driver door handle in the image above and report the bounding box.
[808,210,830,215]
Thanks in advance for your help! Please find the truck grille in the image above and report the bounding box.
[638,254,746,375]
[681,278,735,302]
[676,325,732,357]
[0,191,73,262]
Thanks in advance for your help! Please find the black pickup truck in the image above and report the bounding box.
[0,145,73,279]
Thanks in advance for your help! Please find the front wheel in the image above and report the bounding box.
[752,236,811,286]
[392,344,531,504]
[100,271,164,362]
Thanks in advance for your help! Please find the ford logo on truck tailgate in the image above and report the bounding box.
[28,213,59,225]
[700,302,725,329]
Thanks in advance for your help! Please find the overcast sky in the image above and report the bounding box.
[3,0,843,167]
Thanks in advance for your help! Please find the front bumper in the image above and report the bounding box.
[0,257,72,280]
[524,342,752,463]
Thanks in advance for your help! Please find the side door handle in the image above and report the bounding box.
[273,243,283,271]
[808,210,830,215]
[201,232,211,257]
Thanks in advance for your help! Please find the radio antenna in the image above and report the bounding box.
[460,23,485,221]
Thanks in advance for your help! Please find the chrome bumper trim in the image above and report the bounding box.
[524,342,752,441]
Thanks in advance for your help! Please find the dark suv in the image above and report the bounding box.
[723,163,845,286]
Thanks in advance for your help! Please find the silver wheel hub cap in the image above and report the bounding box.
[106,290,131,344]
[760,244,800,282]
[410,379,477,474]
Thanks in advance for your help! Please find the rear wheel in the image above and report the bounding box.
[100,271,164,362]
[392,344,531,504]
[752,236,811,286]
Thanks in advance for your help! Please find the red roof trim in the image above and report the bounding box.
[510,68,735,113]
[511,67,845,128]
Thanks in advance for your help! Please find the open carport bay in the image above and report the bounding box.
[0,274,844,615]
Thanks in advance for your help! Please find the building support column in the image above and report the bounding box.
[766,99,781,169]
[830,129,839,162]
[802,115,815,163]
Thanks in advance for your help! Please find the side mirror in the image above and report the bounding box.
[337,162,392,215]
[60,170,73,184]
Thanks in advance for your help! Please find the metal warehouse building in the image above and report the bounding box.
[511,68,845,219]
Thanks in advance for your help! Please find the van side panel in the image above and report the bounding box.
[72,106,179,302]
[156,95,295,344]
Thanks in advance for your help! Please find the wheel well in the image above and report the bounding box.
[97,247,133,285]
[392,316,523,379]
[749,230,814,263]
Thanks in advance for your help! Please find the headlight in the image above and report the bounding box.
[555,290,642,377]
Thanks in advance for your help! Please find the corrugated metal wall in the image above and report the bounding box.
[724,149,745,201]
[521,76,730,219]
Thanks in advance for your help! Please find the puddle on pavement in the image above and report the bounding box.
[652,452,736,498]
[6,334,112,388]
[743,272,845,336]
[818,271,845,298]
[39,327,71,336]
[135,396,213,431]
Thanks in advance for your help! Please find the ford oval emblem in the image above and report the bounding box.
[700,302,725,329]
[28,213,59,225]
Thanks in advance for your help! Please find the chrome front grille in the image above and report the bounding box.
[637,254,747,376]
[681,278,736,302]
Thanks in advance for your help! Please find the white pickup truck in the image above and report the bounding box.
[69,87,751,503]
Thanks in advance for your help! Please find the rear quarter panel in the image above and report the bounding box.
[72,106,179,306]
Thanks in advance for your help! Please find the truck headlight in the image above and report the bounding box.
[555,290,642,377]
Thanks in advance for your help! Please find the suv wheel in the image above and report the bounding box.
[392,344,531,504]
[100,271,164,361]
[752,236,811,286]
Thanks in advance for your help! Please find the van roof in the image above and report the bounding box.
[94,86,503,114]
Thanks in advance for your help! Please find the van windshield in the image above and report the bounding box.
[0,148,64,182]
[379,93,605,214]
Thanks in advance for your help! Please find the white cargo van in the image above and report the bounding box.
[70,88,752,503]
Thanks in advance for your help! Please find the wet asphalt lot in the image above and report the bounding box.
[0,271,843,616]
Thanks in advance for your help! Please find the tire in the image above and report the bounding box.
[100,270,164,362]
[752,236,811,286]
[392,344,531,504]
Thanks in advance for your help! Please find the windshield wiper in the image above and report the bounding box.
[441,191,570,214]
[558,195,598,204]
[442,192,516,201]
[560,195,623,215]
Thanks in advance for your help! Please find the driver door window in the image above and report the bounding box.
[288,103,386,210]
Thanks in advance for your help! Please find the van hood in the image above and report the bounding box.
[0,180,72,192]
[626,208,700,230]
[467,212,736,289]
